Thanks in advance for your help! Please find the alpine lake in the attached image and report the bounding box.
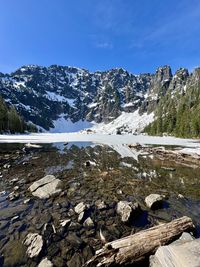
[0,141,200,267]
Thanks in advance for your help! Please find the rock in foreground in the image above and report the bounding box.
[84,216,194,266]
[116,201,140,223]
[38,258,53,267]
[145,194,163,209]
[150,238,200,267]
[24,233,43,258]
[29,175,62,199]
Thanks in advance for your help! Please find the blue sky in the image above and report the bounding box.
[1,0,200,74]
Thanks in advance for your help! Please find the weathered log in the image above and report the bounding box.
[84,216,194,267]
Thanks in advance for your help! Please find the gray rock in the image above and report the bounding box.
[0,204,28,220]
[145,194,163,209]
[38,258,53,267]
[83,217,94,228]
[29,175,62,199]
[8,191,19,201]
[82,245,94,262]
[116,201,140,223]
[150,238,200,267]
[172,232,195,246]
[78,211,85,223]
[74,202,87,214]
[24,233,43,258]
[95,200,107,210]
[66,233,83,249]
[68,222,81,231]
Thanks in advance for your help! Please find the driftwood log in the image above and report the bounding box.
[84,216,194,266]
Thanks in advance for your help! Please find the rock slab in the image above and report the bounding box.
[29,175,62,199]
[150,238,200,267]
[24,233,43,258]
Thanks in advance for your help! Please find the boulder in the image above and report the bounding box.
[150,238,200,267]
[145,194,163,209]
[24,233,43,258]
[38,258,53,267]
[29,175,62,199]
[116,201,140,223]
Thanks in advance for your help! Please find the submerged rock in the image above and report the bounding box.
[95,200,107,210]
[67,253,83,267]
[8,191,19,201]
[24,233,43,258]
[145,194,163,210]
[3,240,26,266]
[83,217,94,228]
[60,219,71,227]
[66,233,83,249]
[38,258,53,267]
[78,211,85,223]
[29,175,62,199]
[116,201,140,223]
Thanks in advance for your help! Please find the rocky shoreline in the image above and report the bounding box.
[0,143,200,266]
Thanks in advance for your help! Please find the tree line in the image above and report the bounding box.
[0,96,37,134]
[144,83,200,138]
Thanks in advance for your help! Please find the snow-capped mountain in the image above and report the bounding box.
[0,64,200,134]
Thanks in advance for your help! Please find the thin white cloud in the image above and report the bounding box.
[96,42,113,49]
[129,1,200,50]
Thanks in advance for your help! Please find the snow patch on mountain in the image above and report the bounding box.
[49,114,92,133]
[90,110,154,134]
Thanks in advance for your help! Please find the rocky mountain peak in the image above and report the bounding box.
[192,67,200,81]
[155,65,172,83]
[174,68,189,80]
[0,64,199,132]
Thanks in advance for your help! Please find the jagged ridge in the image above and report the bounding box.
[0,64,200,134]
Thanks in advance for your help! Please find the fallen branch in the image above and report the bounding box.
[84,216,194,266]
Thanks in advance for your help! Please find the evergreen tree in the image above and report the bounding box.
[0,97,8,132]
[0,96,32,133]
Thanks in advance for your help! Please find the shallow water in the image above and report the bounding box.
[0,142,199,266]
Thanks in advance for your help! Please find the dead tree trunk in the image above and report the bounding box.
[84,216,194,266]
